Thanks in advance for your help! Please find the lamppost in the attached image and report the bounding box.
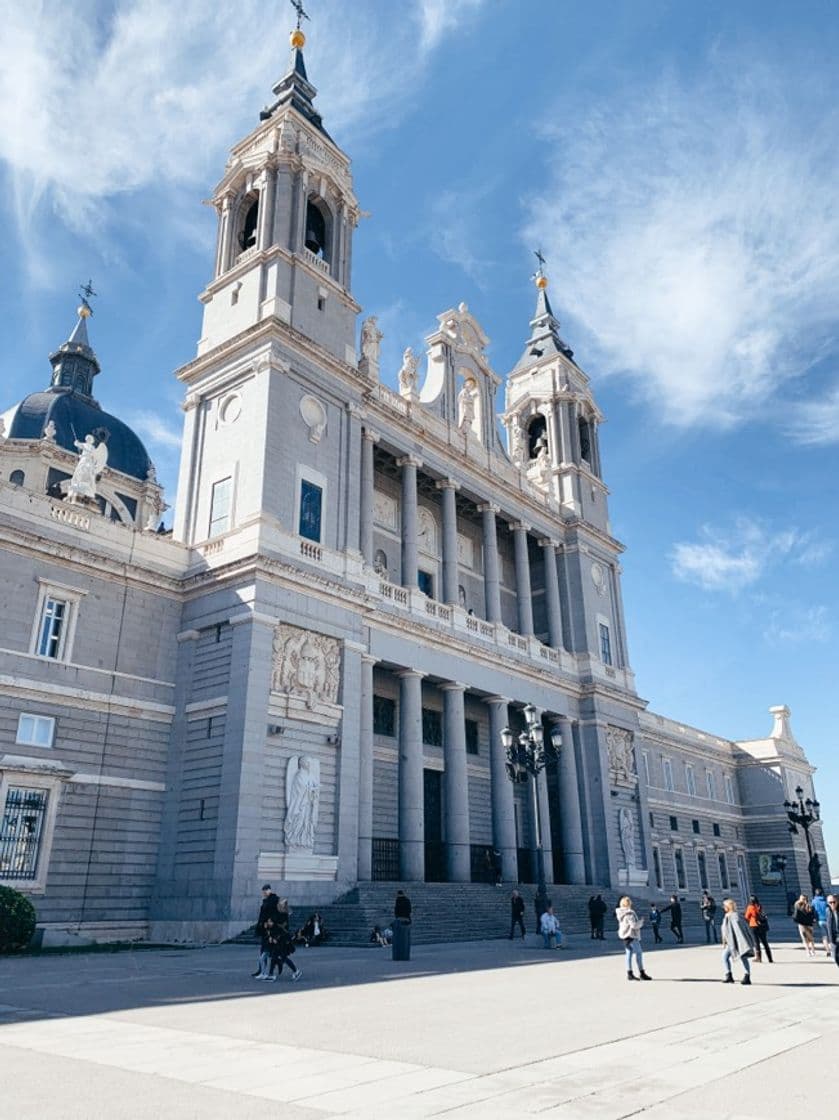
[784,786,822,895]
[501,704,562,893]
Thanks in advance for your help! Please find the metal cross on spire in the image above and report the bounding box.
[289,0,310,28]
[534,248,546,270]
[79,279,97,304]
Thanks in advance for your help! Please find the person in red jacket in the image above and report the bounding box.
[744,895,773,963]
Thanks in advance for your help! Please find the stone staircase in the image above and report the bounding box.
[308,883,709,946]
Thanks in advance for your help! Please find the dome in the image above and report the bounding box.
[5,390,152,481]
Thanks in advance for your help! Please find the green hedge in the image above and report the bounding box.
[0,886,37,952]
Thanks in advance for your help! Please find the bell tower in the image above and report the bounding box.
[196,20,361,366]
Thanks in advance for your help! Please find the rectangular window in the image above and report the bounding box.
[712,822,721,837]
[705,770,716,800]
[373,695,396,737]
[724,774,736,805]
[674,847,687,890]
[718,852,729,890]
[465,719,479,756]
[16,714,55,749]
[598,622,612,666]
[418,570,434,598]
[652,846,663,890]
[669,815,678,831]
[642,751,650,786]
[209,477,232,537]
[685,765,696,797]
[36,597,68,659]
[648,811,654,828]
[663,757,674,792]
[0,786,49,881]
[298,479,323,543]
[422,708,443,746]
[692,819,700,835]
[697,850,709,889]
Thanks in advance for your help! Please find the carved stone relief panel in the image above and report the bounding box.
[373,491,398,532]
[457,533,474,568]
[606,726,637,786]
[271,624,342,724]
[417,507,438,556]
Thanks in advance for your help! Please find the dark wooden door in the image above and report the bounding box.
[424,769,444,882]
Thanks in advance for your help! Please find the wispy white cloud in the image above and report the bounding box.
[428,186,497,286]
[763,605,830,646]
[670,517,829,593]
[0,1,486,259]
[524,54,839,430]
[785,384,839,446]
[126,409,183,452]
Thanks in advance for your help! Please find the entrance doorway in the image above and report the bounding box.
[424,769,444,881]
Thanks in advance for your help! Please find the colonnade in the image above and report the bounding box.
[356,663,587,885]
[360,428,566,649]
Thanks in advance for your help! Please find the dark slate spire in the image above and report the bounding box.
[259,25,331,140]
[48,297,101,401]
[514,260,575,371]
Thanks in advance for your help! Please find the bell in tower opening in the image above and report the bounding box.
[305,196,331,261]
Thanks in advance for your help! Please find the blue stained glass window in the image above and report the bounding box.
[299,480,323,542]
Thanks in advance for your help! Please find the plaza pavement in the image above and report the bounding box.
[0,930,836,1119]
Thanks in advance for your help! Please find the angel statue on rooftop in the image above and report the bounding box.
[67,434,108,504]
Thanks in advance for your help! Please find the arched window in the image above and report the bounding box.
[9,470,24,487]
[527,415,547,459]
[578,417,592,464]
[237,196,259,253]
[304,196,332,262]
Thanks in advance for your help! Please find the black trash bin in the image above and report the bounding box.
[391,917,411,961]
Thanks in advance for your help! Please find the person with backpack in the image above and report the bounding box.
[700,892,718,944]
[744,895,773,963]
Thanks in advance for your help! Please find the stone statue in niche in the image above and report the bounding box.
[457,379,477,434]
[619,807,636,869]
[398,347,420,399]
[272,624,340,709]
[358,315,382,380]
[606,726,637,784]
[508,415,524,462]
[284,755,320,850]
[67,434,108,503]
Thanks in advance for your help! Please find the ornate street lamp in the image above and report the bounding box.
[501,705,562,892]
[783,785,823,895]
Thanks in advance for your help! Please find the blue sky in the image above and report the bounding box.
[1,1,837,867]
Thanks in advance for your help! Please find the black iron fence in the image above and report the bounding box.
[371,838,399,881]
[0,787,48,880]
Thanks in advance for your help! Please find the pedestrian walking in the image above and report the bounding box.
[649,902,663,943]
[540,905,563,949]
[615,896,652,981]
[252,883,281,977]
[509,889,526,939]
[392,889,412,960]
[592,895,607,939]
[661,895,684,943]
[743,895,773,963]
[260,919,303,982]
[825,895,839,968]
[720,898,755,985]
[793,894,817,956]
[812,888,831,957]
[588,895,598,939]
[700,892,718,943]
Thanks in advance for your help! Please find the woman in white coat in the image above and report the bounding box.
[720,898,755,986]
[616,896,652,981]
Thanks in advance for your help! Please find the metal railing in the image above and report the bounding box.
[0,787,48,880]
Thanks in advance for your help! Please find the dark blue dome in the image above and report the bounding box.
[8,389,152,481]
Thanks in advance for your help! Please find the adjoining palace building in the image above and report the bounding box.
[0,23,829,943]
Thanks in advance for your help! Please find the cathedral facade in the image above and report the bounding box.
[0,29,829,943]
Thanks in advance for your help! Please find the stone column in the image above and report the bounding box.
[556,715,586,884]
[486,695,517,882]
[218,196,233,275]
[256,166,276,251]
[359,428,379,564]
[540,538,563,649]
[511,522,534,637]
[397,669,425,880]
[548,405,564,465]
[398,456,421,589]
[357,654,377,880]
[441,682,470,882]
[479,502,502,623]
[437,478,460,605]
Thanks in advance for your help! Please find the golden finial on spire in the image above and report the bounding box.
[289,0,308,47]
[532,248,548,289]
